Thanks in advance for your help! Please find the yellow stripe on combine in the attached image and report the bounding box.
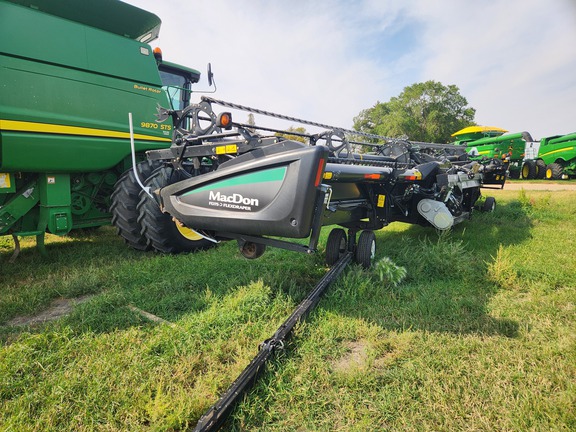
[0,119,171,142]
[539,146,574,158]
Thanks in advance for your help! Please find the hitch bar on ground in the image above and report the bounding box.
[192,252,353,432]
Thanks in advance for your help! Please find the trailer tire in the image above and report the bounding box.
[355,230,376,269]
[535,160,546,179]
[545,163,563,180]
[521,160,537,179]
[138,166,216,254]
[325,228,347,266]
[482,196,496,213]
[111,160,161,250]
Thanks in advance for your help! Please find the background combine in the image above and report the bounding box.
[452,126,576,180]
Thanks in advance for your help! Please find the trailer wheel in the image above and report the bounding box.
[138,166,216,253]
[355,230,376,269]
[482,196,496,213]
[521,160,537,179]
[325,228,347,266]
[545,163,563,180]
[535,160,546,179]
[239,241,266,259]
[111,160,160,250]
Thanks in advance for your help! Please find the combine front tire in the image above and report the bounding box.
[138,166,216,254]
[325,228,347,266]
[545,163,563,180]
[355,230,376,269]
[521,160,537,179]
[111,160,160,250]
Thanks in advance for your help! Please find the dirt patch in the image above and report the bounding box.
[7,294,95,327]
[332,340,369,373]
[502,181,576,191]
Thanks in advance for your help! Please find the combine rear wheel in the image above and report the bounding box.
[111,160,160,250]
[138,166,216,253]
[355,230,376,269]
[545,163,563,180]
[535,159,547,179]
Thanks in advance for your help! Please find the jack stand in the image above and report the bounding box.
[36,233,47,257]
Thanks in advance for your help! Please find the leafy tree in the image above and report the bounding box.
[353,81,476,143]
[276,126,308,144]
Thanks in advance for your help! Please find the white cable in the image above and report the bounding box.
[129,112,153,198]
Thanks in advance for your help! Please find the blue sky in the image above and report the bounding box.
[129,0,576,140]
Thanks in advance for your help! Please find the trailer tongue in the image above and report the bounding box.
[193,252,353,432]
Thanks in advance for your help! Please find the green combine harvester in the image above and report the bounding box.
[532,133,576,180]
[452,126,576,180]
[0,0,204,255]
[451,126,535,179]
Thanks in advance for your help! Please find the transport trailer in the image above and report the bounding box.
[136,97,505,267]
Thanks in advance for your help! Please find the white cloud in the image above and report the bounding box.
[129,0,575,139]
[410,0,576,138]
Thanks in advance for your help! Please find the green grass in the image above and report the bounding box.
[1,189,575,431]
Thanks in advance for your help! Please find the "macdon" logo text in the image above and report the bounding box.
[209,191,259,207]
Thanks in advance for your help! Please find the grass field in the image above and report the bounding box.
[1,187,575,431]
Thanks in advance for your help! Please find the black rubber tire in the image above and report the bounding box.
[535,159,546,179]
[521,160,537,179]
[508,169,520,179]
[355,230,376,269]
[239,241,266,259]
[137,166,216,254]
[110,160,161,250]
[325,228,347,266]
[482,196,496,213]
[545,163,563,180]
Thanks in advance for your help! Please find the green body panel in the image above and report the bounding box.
[457,132,527,161]
[0,1,174,172]
[0,179,40,235]
[0,0,201,241]
[7,0,162,42]
[537,133,576,176]
[38,174,73,235]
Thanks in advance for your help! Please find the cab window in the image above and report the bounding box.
[159,69,188,110]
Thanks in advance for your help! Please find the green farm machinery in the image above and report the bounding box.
[452,126,576,180]
[530,133,576,180]
[0,0,204,255]
[451,126,535,179]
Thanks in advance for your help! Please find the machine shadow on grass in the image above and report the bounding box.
[0,227,326,340]
[323,198,534,339]
[1,197,531,342]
